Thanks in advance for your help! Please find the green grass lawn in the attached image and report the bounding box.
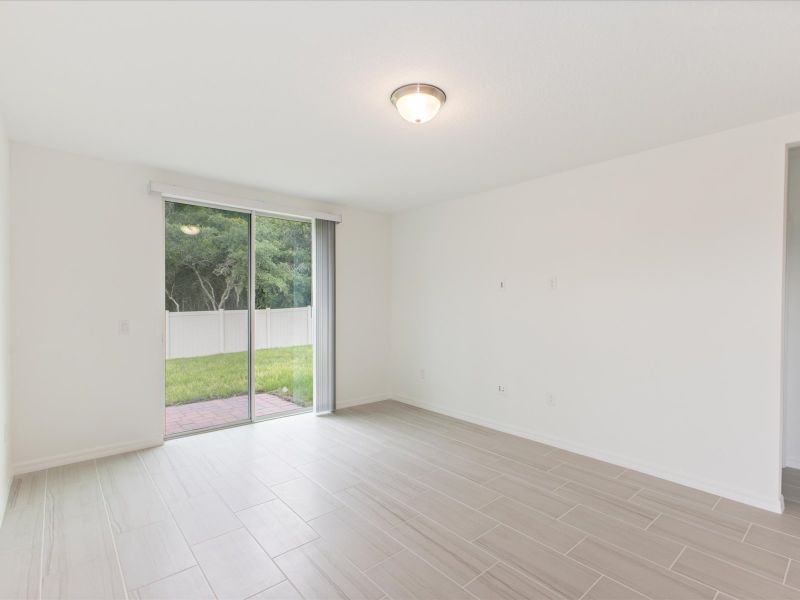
[166,345,312,406]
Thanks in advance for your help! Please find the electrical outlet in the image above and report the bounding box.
[546,393,556,407]
[499,280,506,291]
[119,320,130,335]
[548,276,558,291]
[497,384,506,393]
[420,369,426,380]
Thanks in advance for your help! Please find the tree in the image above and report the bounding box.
[165,202,312,312]
[254,217,312,310]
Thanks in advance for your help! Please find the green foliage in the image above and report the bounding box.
[165,345,313,406]
[254,215,312,310]
[165,202,312,311]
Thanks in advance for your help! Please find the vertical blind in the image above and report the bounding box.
[314,219,336,414]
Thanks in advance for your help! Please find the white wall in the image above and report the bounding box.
[0,114,11,521]
[784,149,800,468]
[391,112,800,512]
[12,113,800,512]
[10,143,390,472]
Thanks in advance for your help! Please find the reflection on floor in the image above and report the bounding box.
[3,400,800,600]
[166,392,306,435]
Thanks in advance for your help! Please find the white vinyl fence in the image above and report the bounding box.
[166,307,312,359]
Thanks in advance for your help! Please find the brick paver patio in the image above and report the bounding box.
[166,392,307,435]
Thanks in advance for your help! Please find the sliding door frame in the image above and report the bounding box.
[249,212,316,424]
[163,197,315,439]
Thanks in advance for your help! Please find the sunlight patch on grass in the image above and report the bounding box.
[166,345,312,406]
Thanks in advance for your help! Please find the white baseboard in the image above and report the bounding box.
[10,397,383,475]
[785,456,800,470]
[393,395,783,514]
[337,393,390,410]
[13,437,164,476]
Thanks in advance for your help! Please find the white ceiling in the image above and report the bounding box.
[2,1,800,212]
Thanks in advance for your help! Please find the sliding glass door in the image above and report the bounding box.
[164,202,251,436]
[164,201,314,437]
[253,215,313,418]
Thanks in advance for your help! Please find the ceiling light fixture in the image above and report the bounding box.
[390,83,446,124]
[180,225,201,236]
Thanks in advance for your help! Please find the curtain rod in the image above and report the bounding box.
[149,182,343,223]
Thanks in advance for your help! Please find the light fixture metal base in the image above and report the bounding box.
[390,83,447,106]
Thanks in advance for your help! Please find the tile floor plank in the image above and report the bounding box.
[335,483,418,530]
[650,514,789,581]
[483,475,574,517]
[131,566,214,600]
[487,457,565,489]
[631,488,748,539]
[114,519,196,591]
[308,507,403,571]
[560,505,683,567]
[475,525,599,599]
[481,496,585,553]
[416,468,500,510]
[672,547,800,600]
[413,489,498,541]
[465,562,562,600]
[568,537,716,600]
[617,470,720,508]
[208,471,276,512]
[489,436,555,464]
[554,481,659,528]
[715,498,800,539]
[97,453,171,533]
[237,499,318,557]
[406,444,501,484]
[148,465,213,504]
[246,455,303,487]
[390,515,496,585]
[271,476,341,521]
[170,491,242,545]
[428,437,510,469]
[250,579,305,600]
[275,538,384,600]
[298,458,363,493]
[583,577,648,600]
[358,465,430,505]
[193,528,284,600]
[370,447,439,479]
[547,449,626,478]
[550,464,640,499]
[320,444,424,496]
[787,561,800,590]
[0,472,45,600]
[365,549,475,600]
[41,461,127,599]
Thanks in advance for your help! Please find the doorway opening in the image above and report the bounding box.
[164,201,313,437]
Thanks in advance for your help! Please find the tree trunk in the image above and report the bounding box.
[166,289,180,312]
[190,264,219,310]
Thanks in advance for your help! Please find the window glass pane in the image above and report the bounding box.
[164,201,250,435]
[253,216,313,418]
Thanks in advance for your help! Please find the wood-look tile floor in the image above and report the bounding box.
[2,399,800,599]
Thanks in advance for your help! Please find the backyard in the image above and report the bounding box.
[165,344,313,406]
